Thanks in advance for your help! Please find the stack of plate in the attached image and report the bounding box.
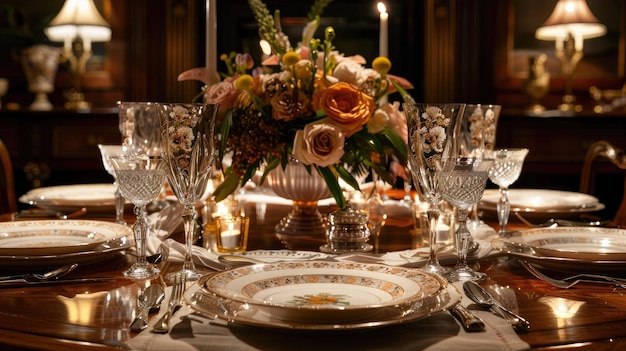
[492,226,626,273]
[186,261,461,330]
[19,183,131,215]
[479,189,604,220]
[0,220,133,269]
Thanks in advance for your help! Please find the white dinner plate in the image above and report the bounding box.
[19,183,131,214]
[502,227,626,261]
[187,275,460,330]
[200,261,444,323]
[0,220,128,256]
[0,221,132,269]
[479,189,604,219]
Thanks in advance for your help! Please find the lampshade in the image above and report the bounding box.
[45,0,111,42]
[535,0,606,41]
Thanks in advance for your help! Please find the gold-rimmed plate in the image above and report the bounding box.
[187,275,460,331]
[502,227,626,261]
[0,220,132,269]
[199,261,446,323]
[479,189,604,219]
[19,183,131,214]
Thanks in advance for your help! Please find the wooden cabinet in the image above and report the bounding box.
[496,109,626,218]
[0,108,121,206]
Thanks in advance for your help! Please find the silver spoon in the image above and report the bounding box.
[0,263,78,281]
[130,284,165,332]
[463,281,531,333]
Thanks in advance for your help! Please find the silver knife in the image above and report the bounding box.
[0,277,117,288]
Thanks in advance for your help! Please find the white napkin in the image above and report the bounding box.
[127,282,530,351]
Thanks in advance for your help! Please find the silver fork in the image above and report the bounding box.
[520,260,626,289]
[151,273,186,333]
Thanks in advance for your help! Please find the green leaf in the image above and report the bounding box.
[212,172,241,202]
[381,127,408,163]
[318,166,346,209]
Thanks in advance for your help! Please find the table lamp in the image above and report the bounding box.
[535,0,606,112]
[44,0,111,110]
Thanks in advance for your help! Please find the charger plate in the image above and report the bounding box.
[187,274,460,330]
[199,261,446,323]
[0,221,132,269]
[491,236,626,273]
[0,220,127,256]
[502,227,626,261]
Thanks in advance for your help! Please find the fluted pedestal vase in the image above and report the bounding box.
[20,45,61,111]
[266,159,331,250]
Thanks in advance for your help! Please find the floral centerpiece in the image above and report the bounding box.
[179,0,411,209]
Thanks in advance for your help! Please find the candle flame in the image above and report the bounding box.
[377,2,387,15]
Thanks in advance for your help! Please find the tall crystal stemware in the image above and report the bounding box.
[158,103,218,282]
[404,103,464,275]
[460,104,501,228]
[109,155,165,279]
[437,157,494,282]
[484,148,529,235]
[98,144,127,225]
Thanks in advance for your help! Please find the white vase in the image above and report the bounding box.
[20,45,61,111]
[266,159,331,250]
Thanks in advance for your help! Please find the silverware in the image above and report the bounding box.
[0,277,117,287]
[130,284,165,332]
[151,273,186,333]
[0,263,78,281]
[11,207,88,220]
[463,281,531,333]
[520,260,626,289]
[449,304,485,332]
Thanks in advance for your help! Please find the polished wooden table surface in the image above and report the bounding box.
[1,202,626,351]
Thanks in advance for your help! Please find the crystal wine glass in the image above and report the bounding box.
[437,156,494,282]
[484,148,529,235]
[158,103,218,282]
[109,154,165,279]
[98,144,127,225]
[460,104,501,228]
[404,102,465,275]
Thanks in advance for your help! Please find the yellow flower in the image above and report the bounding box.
[282,51,301,66]
[372,56,391,75]
[314,82,375,137]
[234,74,253,90]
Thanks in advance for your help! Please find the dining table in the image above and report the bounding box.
[1,189,626,351]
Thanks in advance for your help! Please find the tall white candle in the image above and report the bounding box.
[206,0,217,81]
[378,2,388,58]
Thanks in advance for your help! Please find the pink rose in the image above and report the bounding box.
[384,101,407,143]
[293,122,345,167]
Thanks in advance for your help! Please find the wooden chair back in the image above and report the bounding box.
[0,138,17,214]
[579,140,626,227]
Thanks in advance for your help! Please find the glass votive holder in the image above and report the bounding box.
[215,216,249,253]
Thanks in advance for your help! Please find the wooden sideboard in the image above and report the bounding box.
[496,109,626,219]
[0,108,121,208]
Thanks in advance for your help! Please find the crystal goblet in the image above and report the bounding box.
[438,156,494,282]
[109,155,165,280]
[158,103,218,282]
[460,104,501,228]
[484,148,529,235]
[98,144,127,225]
[404,102,465,275]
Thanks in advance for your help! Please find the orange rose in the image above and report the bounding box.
[314,82,375,137]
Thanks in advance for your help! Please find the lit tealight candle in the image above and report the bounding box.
[220,220,240,249]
